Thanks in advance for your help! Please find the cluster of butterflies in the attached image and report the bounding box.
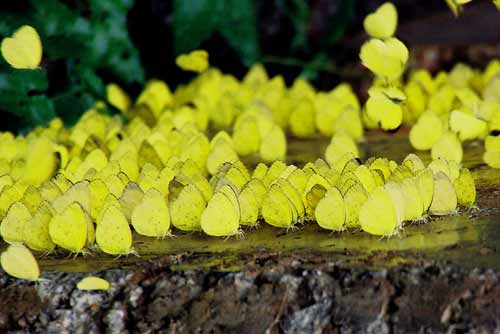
[404,62,500,168]
[360,3,500,169]
[445,0,500,16]
[0,120,477,246]
[0,5,488,282]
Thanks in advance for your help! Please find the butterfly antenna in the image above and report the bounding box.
[236,229,245,240]
[129,249,140,257]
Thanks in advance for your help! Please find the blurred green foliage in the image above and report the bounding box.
[0,0,356,131]
[173,0,355,80]
[173,0,260,66]
[0,0,144,129]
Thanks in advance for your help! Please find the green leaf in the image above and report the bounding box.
[52,87,95,125]
[88,0,145,83]
[173,0,220,54]
[283,0,311,52]
[0,92,55,127]
[326,0,356,46]
[44,36,90,60]
[30,0,88,37]
[24,96,56,126]
[173,0,260,65]
[299,53,329,81]
[0,69,48,94]
[0,92,24,114]
[0,13,31,36]
[217,0,260,65]
[76,66,105,98]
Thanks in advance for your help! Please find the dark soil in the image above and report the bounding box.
[1,255,499,333]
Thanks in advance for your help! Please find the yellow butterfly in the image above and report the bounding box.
[429,172,458,215]
[333,106,364,140]
[77,276,110,291]
[175,50,209,73]
[74,148,108,181]
[262,161,287,187]
[116,153,139,182]
[274,178,305,222]
[210,161,250,192]
[252,163,269,180]
[176,171,212,203]
[400,177,424,221]
[96,204,133,255]
[243,63,269,89]
[0,175,13,194]
[449,110,488,141]
[483,135,500,168]
[88,179,110,220]
[314,93,343,136]
[119,182,144,221]
[52,173,73,193]
[343,183,369,228]
[22,137,57,186]
[52,181,92,215]
[233,113,260,156]
[402,153,425,173]
[431,132,463,163]
[49,202,89,253]
[360,37,408,81]
[39,181,62,203]
[136,79,173,118]
[24,202,56,252]
[403,81,427,124]
[260,125,287,163]
[261,182,295,229]
[201,184,241,237]
[303,173,331,218]
[427,85,455,115]
[315,186,345,231]
[21,185,43,213]
[384,181,407,226]
[409,111,444,150]
[360,186,398,236]
[363,2,398,39]
[325,132,360,168]
[1,25,42,69]
[1,243,40,281]
[414,168,435,213]
[131,188,170,237]
[239,178,266,226]
[365,87,405,130]
[179,132,210,171]
[0,201,32,243]
[289,99,316,138]
[106,83,131,113]
[206,131,239,175]
[353,165,377,193]
[453,168,476,207]
[446,0,473,16]
[105,174,126,198]
[282,166,308,195]
[169,183,206,231]
[388,164,413,183]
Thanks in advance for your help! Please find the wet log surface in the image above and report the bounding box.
[1,130,499,333]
